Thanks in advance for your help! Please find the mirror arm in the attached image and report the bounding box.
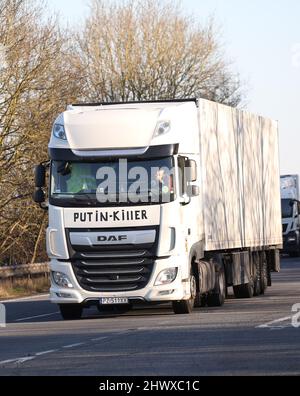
[180,195,191,206]
[41,160,50,168]
[39,201,49,211]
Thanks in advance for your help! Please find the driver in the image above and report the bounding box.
[66,164,97,193]
[151,169,171,194]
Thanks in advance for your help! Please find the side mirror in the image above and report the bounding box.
[33,188,45,204]
[185,159,197,182]
[35,164,46,188]
[186,185,200,198]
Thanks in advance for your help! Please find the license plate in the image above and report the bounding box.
[99,297,129,305]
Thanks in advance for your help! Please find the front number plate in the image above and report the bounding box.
[99,297,129,305]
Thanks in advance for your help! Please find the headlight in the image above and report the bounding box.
[53,124,67,140]
[288,237,297,242]
[154,120,171,137]
[154,267,178,286]
[52,271,73,288]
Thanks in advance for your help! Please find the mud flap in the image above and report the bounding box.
[267,249,280,273]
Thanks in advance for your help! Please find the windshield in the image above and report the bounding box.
[50,157,175,206]
[281,199,294,219]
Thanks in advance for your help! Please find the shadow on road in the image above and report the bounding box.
[2,258,299,324]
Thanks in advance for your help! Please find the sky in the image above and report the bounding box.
[47,0,300,176]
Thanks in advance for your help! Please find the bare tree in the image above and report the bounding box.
[0,0,81,265]
[0,0,245,266]
[75,0,243,105]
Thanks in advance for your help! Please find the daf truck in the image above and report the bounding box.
[34,98,282,320]
[281,175,300,256]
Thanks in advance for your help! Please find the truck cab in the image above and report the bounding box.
[34,101,209,319]
[281,175,300,257]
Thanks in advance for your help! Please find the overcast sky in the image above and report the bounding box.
[48,0,300,177]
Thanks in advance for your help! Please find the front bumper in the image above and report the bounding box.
[50,256,189,305]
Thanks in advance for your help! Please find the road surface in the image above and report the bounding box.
[0,257,300,376]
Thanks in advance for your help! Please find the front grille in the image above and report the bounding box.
[72,256,154,292]
[66,227,159,293]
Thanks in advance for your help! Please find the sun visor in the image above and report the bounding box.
[63,108,162,150]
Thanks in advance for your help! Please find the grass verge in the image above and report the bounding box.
[0,276,50,299]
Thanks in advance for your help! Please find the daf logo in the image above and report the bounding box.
[97,235,128,242]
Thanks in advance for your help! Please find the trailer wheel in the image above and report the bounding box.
[59,304,83,320]
[253,253,261,296]
[172,273,197,314]
[233,281,254,299]
[253,274,261,296]
[260,254,268,295]
[207,266,226,307]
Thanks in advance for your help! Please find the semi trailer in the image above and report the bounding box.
[34,98,282,320]
[281,175,300,256]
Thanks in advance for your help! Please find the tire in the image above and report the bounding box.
[59,304,83,320]
[253,273,261,296]
[233,281,254,299]
[194,293,207,308]
[173,273,197,314]
[260,254,268,295]
[207,266,226,307]
[253,253,261,297]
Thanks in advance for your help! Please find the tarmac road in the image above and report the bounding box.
[0,257,300,376]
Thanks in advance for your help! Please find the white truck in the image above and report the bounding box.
[34,98,282,320]
[281,175,300,256]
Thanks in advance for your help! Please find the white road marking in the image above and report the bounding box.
[63,342,86,349]
[35,350,58,356]
[0,356,36,365]
[14,311,60,322]
[0,294,49,303]
[0,332,130,367]
[115,330,133,335]
[16,357,36,364]
[91,337,108,342]
[0,359,19,365]
[257,316,292,329]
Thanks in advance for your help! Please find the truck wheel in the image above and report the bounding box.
[260,258,268,295]
[207,266,226,307]
[194,293,207,308]
[59,304,83,320]
[253,253,261,296]
[253,273,261,296]
[172,274,197,314]
[233,281,254,299]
